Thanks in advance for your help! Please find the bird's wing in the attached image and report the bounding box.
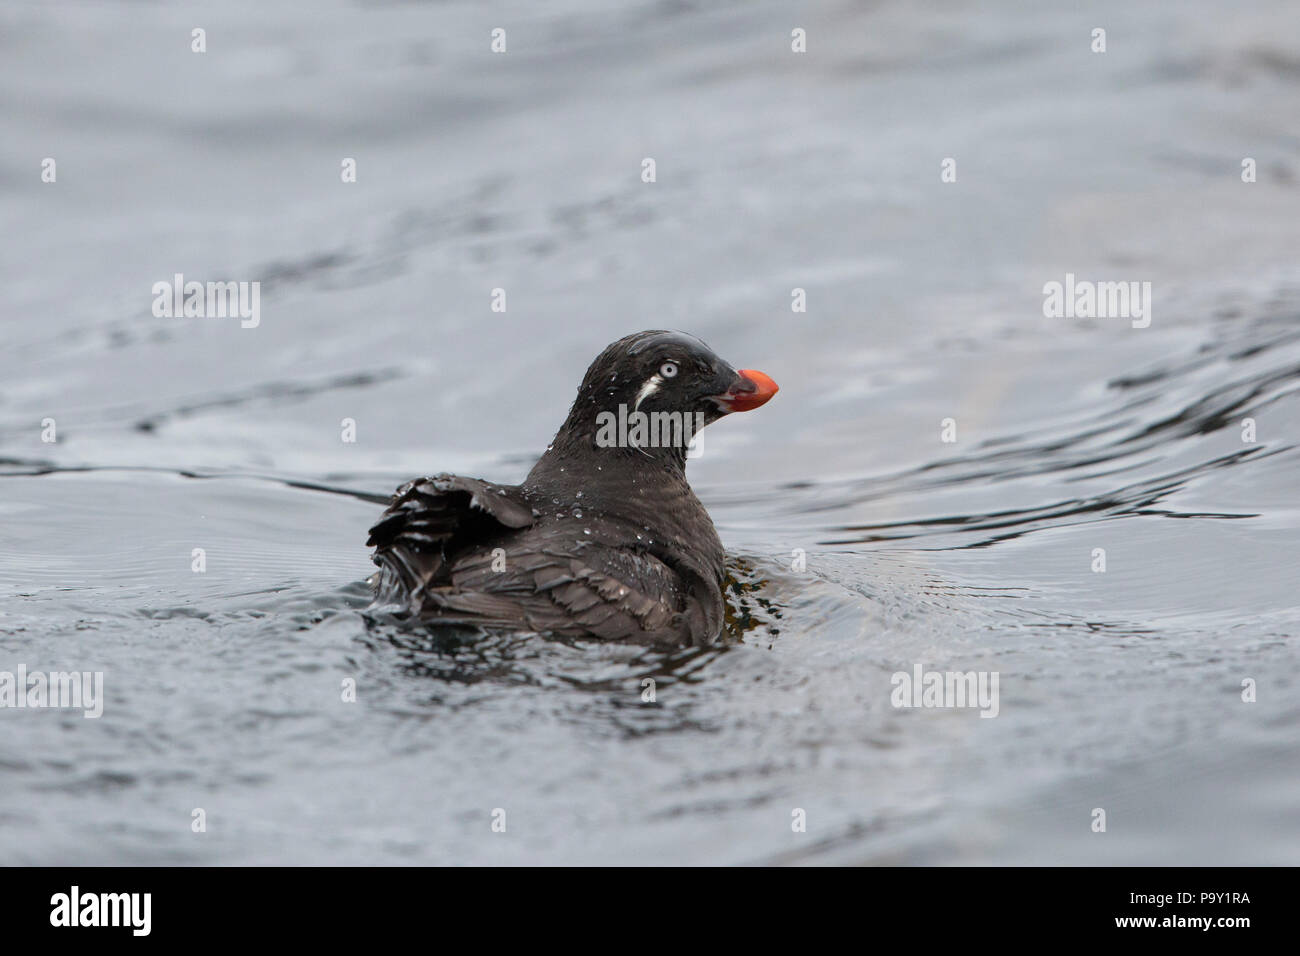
[367,474,534,602]
[416,536,717,645]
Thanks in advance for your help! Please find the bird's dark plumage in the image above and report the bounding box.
[367,330,778,646]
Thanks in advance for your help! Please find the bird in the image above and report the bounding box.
[366,330,778,646]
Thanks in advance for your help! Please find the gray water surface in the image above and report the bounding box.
[2,0,1299,864]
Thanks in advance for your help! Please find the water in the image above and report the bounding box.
[2,0,1299,864]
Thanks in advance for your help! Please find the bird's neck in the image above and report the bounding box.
[526,429,687,491]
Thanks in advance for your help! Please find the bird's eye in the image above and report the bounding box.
[659,361,678,378]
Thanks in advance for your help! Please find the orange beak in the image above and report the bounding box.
[720,369,779,412]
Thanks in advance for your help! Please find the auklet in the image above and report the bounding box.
[367,330,778,646]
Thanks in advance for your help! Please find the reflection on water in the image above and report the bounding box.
[722,559,785,643]
[2,0,1299,865]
